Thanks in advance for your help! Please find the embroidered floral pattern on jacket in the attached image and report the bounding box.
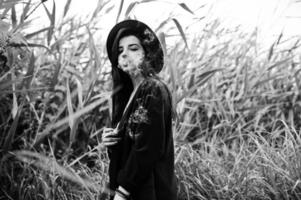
[127,99,149,140]
[129,105,148,124]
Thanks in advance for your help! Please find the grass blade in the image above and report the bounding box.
[66,79,74,129]
[267,57,293,71]
[86,26,101,96]
[155,18,169,32]
[50,59,61,90]
[22,52,35,89]
[33,97,107,147]
[76,78,83,109]
[267,42,274,61]
[172,18,189,50]
[66,79,81,146]
[63,0,72,18]
[25,26,52,39]
[116,0,124,23]
[14,150,105,197]
[140,0,157,3]
[20,0,31,24]
[0,20,10,32]
[42,1,51,19]
[177,68,224,103]
[178,3,194,15]
[252,74,283,89]
[3,105,22,151]
[49,0,56,45]
[11,4,17,28]
[91,0,110,20]
[0,7,10,20]
[125,1,138,18]
[158,32,167,56]
[43,0,56,45]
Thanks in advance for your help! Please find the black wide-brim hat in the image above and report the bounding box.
[106,19,164,74]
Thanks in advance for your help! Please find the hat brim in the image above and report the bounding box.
[106,20,164,73]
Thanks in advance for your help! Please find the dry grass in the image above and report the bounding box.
[1,0,301,199]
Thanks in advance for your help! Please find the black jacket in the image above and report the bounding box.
[108,77,177,200]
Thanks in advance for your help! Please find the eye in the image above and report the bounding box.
[118,47,123,54]
[130,47,138,51]
[129,44,140,51]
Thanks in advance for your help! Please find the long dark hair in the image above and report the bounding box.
[110,27,164,127]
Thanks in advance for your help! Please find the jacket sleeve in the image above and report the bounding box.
[117,83,167,193]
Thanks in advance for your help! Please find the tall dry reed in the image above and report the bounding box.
[1,0,301,200]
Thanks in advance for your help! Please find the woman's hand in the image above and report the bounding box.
[113,193,127,200]
[113,186,130,200]
[101,127,120,147]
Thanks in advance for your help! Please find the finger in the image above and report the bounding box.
[102,135,121,140]
[103,127,114,131]
[112,128,118,135]
[102,132,112,138]
[103,131,119,138]
[103,130,115,137]
[103,131,117,137]
[103,128,114,133]
[102,132,119,140]
[105,127,114,131]
[103,141,119,147]
[102,136,121,143]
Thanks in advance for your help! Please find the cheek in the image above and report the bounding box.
[132,52,145,65]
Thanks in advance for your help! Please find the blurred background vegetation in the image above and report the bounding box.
[1,0,301,199]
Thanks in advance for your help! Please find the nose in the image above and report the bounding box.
[120,49,127,58]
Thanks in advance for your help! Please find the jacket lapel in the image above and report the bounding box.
[116,84,142,132]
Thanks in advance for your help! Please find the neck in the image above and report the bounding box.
[131,74,144,90]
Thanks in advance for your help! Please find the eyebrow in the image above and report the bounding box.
[119,43,140,48]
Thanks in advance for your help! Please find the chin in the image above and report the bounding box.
[125,70,138,77]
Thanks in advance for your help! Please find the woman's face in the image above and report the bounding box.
[118,35,145,78]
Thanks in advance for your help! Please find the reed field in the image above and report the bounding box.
[1,0,301,199]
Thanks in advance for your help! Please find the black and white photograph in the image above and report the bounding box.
[1,0,301,199]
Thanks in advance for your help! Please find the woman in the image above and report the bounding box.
[102,19,177,200]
